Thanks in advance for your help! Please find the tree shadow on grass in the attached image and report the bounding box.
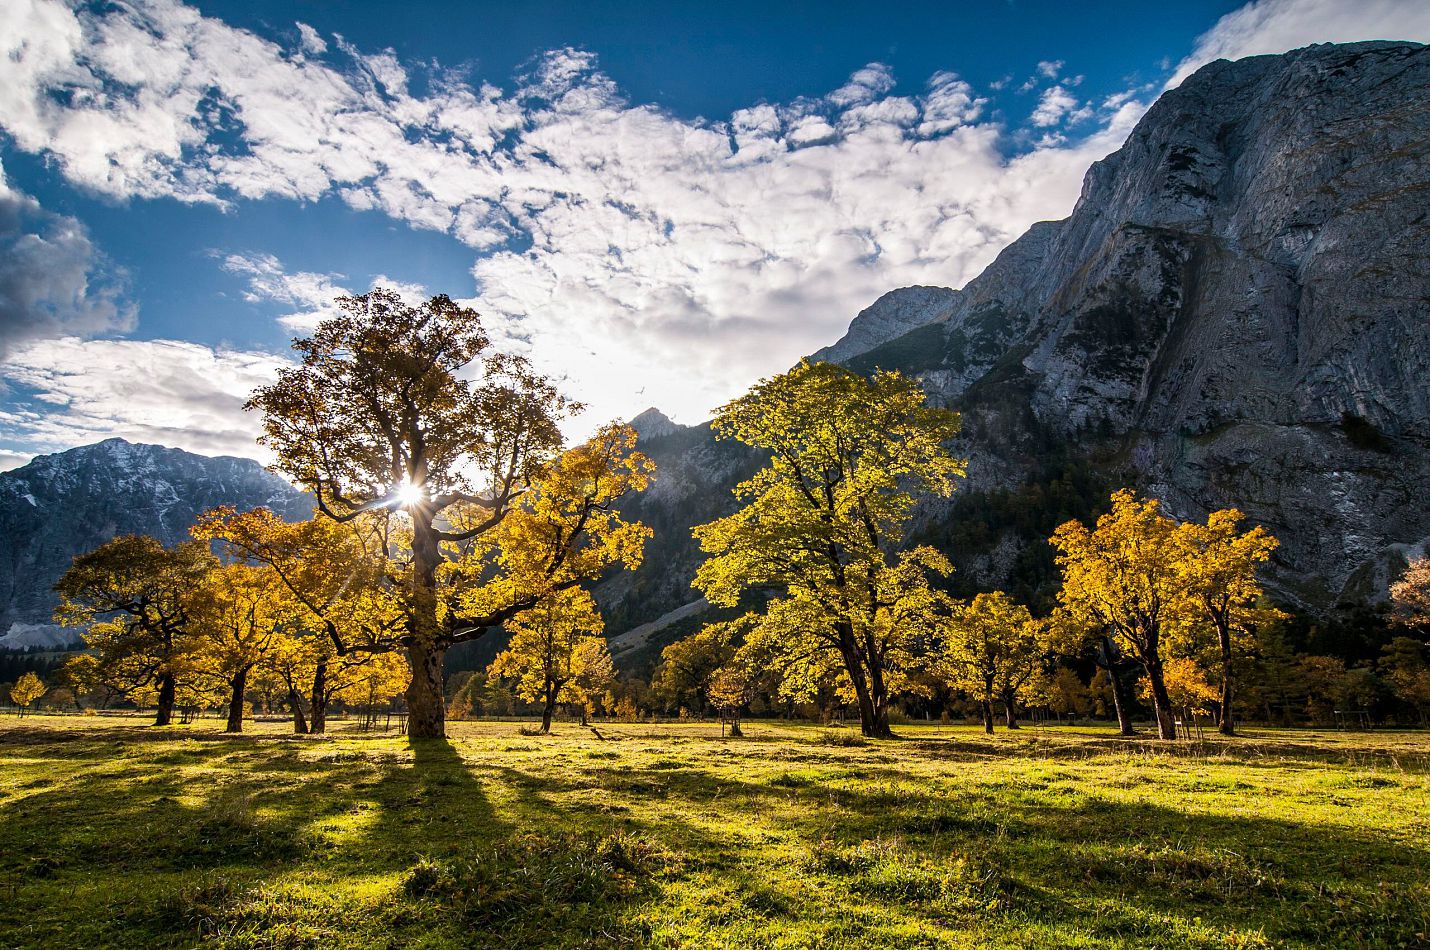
[472,748,1430,948]
[0,729,676,947]
[2,726,1427,948]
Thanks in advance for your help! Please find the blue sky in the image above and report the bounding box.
[2,0,1428,469]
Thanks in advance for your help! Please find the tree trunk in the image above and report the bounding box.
[405,517,448,739]
[288,688,309,734]
[579,703,589,726]
[1217,621,1236,736]
[154,672,176,726]
[1110,666,1137,736]
[982,698,995,734]
[865,657,895,738]
[309,662,327,734]
[836,627,880,738]
[1003,691,1020,729]
[839,625,894,739]
[405,638,447,739]
[540,684,557,735]
[1144,659,1178,740]
[728,714,743,737]
[225,667,249,733]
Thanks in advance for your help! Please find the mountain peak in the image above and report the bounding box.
[629,407,682,440]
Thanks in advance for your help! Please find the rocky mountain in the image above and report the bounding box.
[628,407,685,441]
[811,285,961,364]
[596,41,1430,660]
[0,439,311,647]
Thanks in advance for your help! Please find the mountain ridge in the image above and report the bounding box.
[0,438,311,647]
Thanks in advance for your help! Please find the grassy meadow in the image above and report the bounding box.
[0,715,1426,949]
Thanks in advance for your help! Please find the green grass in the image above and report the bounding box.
[0,716,1427,948]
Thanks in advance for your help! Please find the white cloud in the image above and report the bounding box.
[1036,59,1064,78]
[220,252,349,329]
[0,160,134,357]
[0,336,289,462]
[295,22,326,56]
[0,450,34,472]
[1030,85,1079,126]
[0,0,1161,438]
[1170,0,1430,86]
[918,72,985,135]
[220,252,428,329]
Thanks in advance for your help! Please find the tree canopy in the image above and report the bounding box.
[245,289,653,737]
[54,535,218,726]
[693,360,964,738]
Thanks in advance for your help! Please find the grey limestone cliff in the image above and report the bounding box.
[598,42,1430,648]
[841,41,1430,606]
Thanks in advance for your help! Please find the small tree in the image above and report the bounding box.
[937,592,1041,733]
[694,361,963,738]
[1051,491,1183,739]
[706,662,756,737]
[10,672,46,716]
[1380,637,1430,724]
[1144,656,1219,720]
[1037,666,1094,720]
[41,686,77,712]
[613,696,640,722]
[54,535,217,726]
[1390,558,1430,634]
[190,564,290,733]
[652,620,743,715]
[340,652,411,726]
[569,639,615,725]
[489,588,606,734]
[1173,509,1281,735]
[60,654,124,710]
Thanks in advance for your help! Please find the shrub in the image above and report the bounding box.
[818,730,868,747]
[399,833,662,925]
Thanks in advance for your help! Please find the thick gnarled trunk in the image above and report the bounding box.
[981,698,995,734]
[309,661,327,734]
[405,518,448,740]
[1110,666,1137,736]
[1098,635,1138,736]
[288,687,309,734]
[405,638,448,739]
[1144,658,1178,740]
[837,622,894,739]
[225,667,249,733]
[154,672,177,726]
[1002,690,1020,729]
[540,680,558,735]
